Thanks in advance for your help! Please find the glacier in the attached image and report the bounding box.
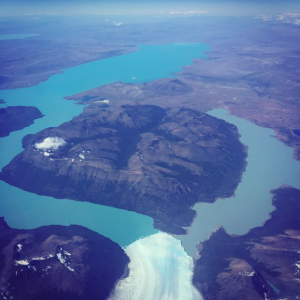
[108,232,203,300]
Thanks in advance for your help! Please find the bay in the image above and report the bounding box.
[178,109,300,256]
[0,42,210,246]
[2,40,299,255]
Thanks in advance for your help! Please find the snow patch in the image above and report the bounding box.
[95,99,110,104]
[56,252,66,264]
[15,259,29,266]
[293,276,300,282]
[63,250,71,256]
[32,254,54,261]
[56,247,74,272]
[43,266,51,272]
[239,271,255,277]
[15,244,23,253]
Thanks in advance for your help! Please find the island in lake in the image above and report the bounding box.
[0,104,246,234]
[0,217,129,300]
[1,12,300,300]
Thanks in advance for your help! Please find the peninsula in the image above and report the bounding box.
[0,106,43,137]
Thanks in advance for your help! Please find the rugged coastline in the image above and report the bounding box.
[0,217,129,300]
[0,104,247,234]
[193,186,300,300]
[1,16,299,160]
[1,15,300,300]
[67,70,300,161]
[0,106,43,137]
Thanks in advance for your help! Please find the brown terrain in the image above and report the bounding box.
[1,14,300,298]
[0,217,129,300]
[65,16,300,160]
[0,106,43,137]
[0,17,139,90]
[193,186,300,300]
[67,55,300,160]
[0,104,246,234]
[1,15,299,157]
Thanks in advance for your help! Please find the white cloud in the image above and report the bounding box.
[35,137,66,150]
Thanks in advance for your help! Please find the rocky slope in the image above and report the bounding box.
[0,218,129,300]
[0,104,247,234]
[0,106,43,137]
[193,186,300,300]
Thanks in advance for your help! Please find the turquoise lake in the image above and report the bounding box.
[0,34,38,40]
[178,109,300,256]
[0,40,299,254]
[0,42,209,246]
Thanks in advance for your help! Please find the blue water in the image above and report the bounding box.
[178,109,300,256]
[0,34,38,40]
[0,43,210,167]
[0,42,210,246]
[1,40,299,256]
[267,280,280,295]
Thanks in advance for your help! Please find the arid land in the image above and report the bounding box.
[1,15,299,159]
[1,13,300,300]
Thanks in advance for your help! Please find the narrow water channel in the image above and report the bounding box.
[0,42,209,246]
[178,108,300,256]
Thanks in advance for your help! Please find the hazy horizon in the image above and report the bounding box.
[1,0,300,17]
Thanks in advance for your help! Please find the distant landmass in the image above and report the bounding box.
[67,72,300,161]
[193,186,300,300]
[0,218,129,300]
[0,104,246,234]
[1,16,299,158]
[0,106,43,137]
[1,14,300,300]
